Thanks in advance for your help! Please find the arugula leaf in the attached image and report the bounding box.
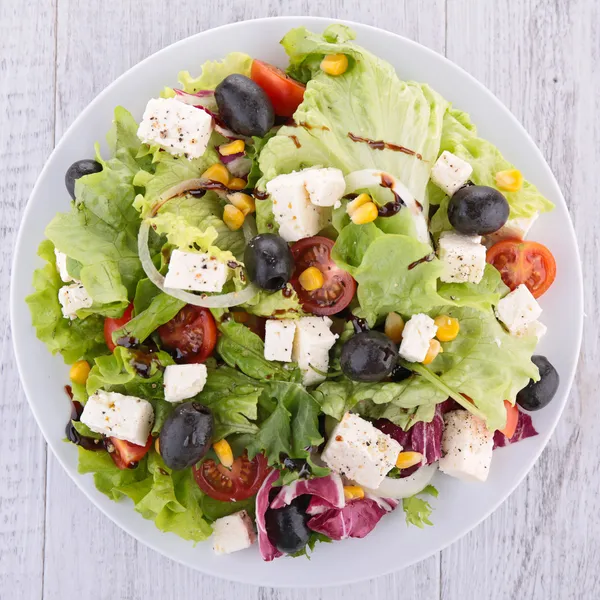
[289,531,332,559]
[402,485,438,528]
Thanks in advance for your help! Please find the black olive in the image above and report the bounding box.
[215,74,275,137]
[65,159,103,199]
[340,331,399,382]
[244,234,294,291]
[265,496,311,554]
[159,402,214,470]
[516,355,559,411]
[448,185,509,235]
[391,364,412,382]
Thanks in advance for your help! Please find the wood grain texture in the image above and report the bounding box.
[2,0,597,598]
[0,1,56,599]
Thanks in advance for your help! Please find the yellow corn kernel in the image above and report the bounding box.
[298,266,324,291]
[346,193,372,217]
[201,163,230,186]
[350,201,378,225]
[223,204,245,231]
[69,360,91,385]
[220,139,245,156]
[228,177,247,190]
[155,437,161,455]
[343,485,365,501]
[213,439,234,468]
[495,169,523,192]
[228,192,256,215]
[321,54,349,76]
[385,312,405,343]
[434,315,460,342]
[423,339,443,365]
[395,451,424,470]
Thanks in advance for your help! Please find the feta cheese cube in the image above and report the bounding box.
[55,249,75,283]
[399,313,438,363]
[164,249,228,293]
[58,283,93,319]
[485,212,539,246]
[266,172,330,242]
[430,151,473,197]
[515,319,547,341]
[321,412,402,489]
[264,319,297,362]
[437,231,487,284]
[163,364,207,403]
[291,316,338,386]
[212,510,256,555]
[495,284,542,334]
[81,390,154,446]
[303,168,346,207]
[137,97,213,159]
[439,410,494,482]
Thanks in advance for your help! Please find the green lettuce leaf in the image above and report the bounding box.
[242,284,304,318]
[246,131,277,190]
[45,107,149,316]
[178,52,253,93]
[26,240,107,363]
[403,484,438,528]
[200,495,256,522]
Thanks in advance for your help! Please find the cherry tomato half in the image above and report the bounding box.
[487,239,556,298]
[193,452,270,502]
[251,60,306,117]
[157,305,217,363]
[499,400,519,439]
[290,236,356,316]
[104,303,134,352]
[108,434,153,470]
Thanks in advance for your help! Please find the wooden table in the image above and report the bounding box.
[1,1,597,598]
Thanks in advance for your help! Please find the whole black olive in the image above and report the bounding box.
[65,159,103,199]
[265,496,311,554]
[340,331,399,382]
[448,185,509,235]
[244,234,294,291]
[215,74,275,137]
[159,402,213,470]
[516,355,559,411]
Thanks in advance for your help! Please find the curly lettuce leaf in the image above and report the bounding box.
[403,485,438,528]
[242,284,304,319]
[26,240,107,364]
[178,52,252,93]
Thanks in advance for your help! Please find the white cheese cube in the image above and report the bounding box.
[515,319,547,341]
[439,410,494,482]
[292,316,338,386]
[430,151,473,197]
[321,412,402,489]
[55,249,75,283]
[303,168,346,207]
[137,97,213,159]
[437,231,486,284]
[485,213,539,246]
[495,284,542,335]
[212,510,256,555]
[58,283,93,319]
[81,390,154,446]
[399,313,438,363]
[264,320,297,362]
[163,364,207,403]
[266,172,330,242]
[164,249,228,293]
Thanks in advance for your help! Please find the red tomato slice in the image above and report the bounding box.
[499,400,519,439]
[290,236,356,316]
[251,59,305,117]
[108,435,153,470]
[486,240,556,298]
[104,303,134,352]
[193,453,270,502]
[157,305,217,363]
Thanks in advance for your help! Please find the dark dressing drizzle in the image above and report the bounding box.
[65,386,105,451]
[407,252,436,270]
[377,172,406,217]
[288,135,302,148]
[252,188,270,200]
[348,132,423,159]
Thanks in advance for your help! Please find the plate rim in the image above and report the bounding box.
[10,15,584,587]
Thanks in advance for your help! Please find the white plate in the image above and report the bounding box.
[10,16,583,587]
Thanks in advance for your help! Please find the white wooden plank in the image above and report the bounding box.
[442,1,599,598]
[42,1,446,599]
[0,0,56,598]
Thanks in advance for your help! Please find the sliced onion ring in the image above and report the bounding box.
[138,221,258,308]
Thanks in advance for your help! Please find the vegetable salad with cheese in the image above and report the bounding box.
[27,25,560,559]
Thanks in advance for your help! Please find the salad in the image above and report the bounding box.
[27,25,561,560]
